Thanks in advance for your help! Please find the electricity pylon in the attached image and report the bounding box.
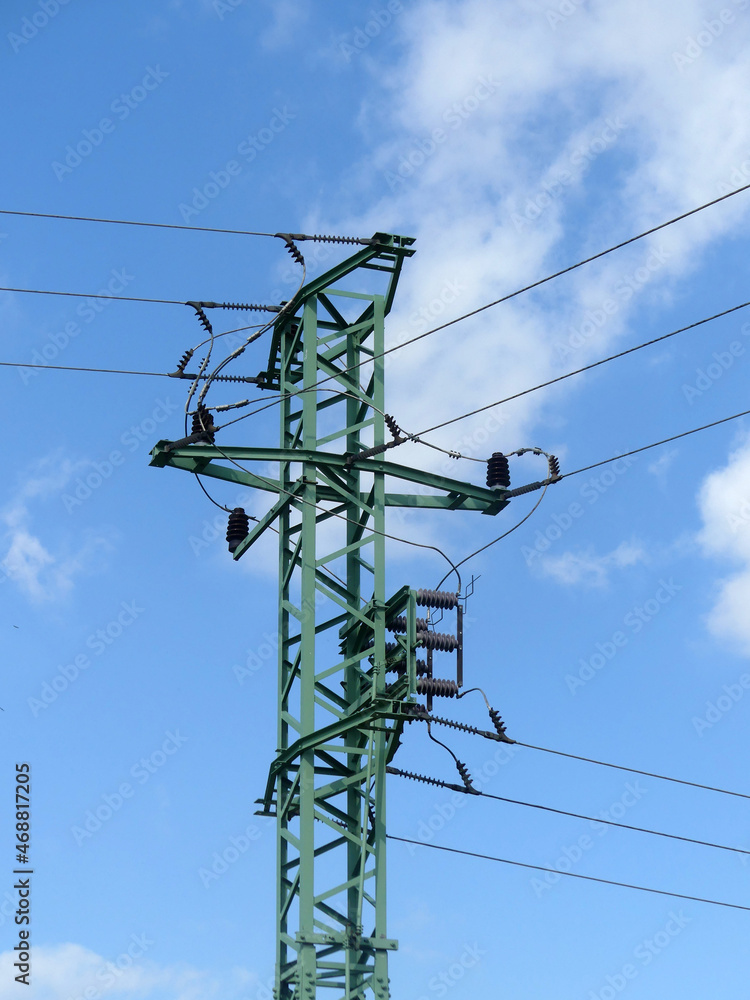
[150,234,510,999]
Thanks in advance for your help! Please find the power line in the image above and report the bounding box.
[380,181,750,365]
[387,835,750,912]
[414,297,750,438]
[433,484,549,590]
[0,360,174,377]
[0,207,278,237]
[387,767,750,857]
[210,443,463,589]
[515,741,750,802]
[216,181,750,425]
[0,284,187,306]
[560,407,750,480]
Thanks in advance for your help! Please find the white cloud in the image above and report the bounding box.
[0,453,111,602]
[0,942,258,1000]
[311,0,750,467]
[538,540,646,587]
[697,431,750,652]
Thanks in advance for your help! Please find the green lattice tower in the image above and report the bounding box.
[150,235,508,999]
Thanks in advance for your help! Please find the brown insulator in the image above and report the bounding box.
[415,589,458,610]
[417,678,459,698]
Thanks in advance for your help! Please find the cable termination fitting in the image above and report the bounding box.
[488,708,514,743]
[187,302,212,334]
[455,759,479,794]
[384,413,404,442]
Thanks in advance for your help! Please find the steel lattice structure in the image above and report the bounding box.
[151,235,508,999]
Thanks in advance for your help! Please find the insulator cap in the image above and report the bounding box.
[548,454,561,479]
[487,452,510,490]
[226,507,250,553]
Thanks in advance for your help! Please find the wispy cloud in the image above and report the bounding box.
[697,430,750,653]
[0,453,111,601]
[538,540,646,587]
[0,942,257,1000]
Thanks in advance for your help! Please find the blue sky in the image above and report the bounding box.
[2,1,750,997]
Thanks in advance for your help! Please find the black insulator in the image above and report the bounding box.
[226,507,250,553]
[415,589,458,610]
[387,660,430,677]
[486,452,510,490]
[416,678,459,698]
[387,616,428,633]
[211,373,261,384]
[309,234,362,245]
[455,759,477,792]
[191,403,215,443]
[174,348,194,374]
[217,301,278,312]
[384,413,402,440]
[284,240,305,266]
[189,304,212,334]
[417,631,458,652]
[488,708,507,737]
[548,455,561,479]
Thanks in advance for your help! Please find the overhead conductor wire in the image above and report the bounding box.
[205,181,750,429]
[387,836,750,913]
